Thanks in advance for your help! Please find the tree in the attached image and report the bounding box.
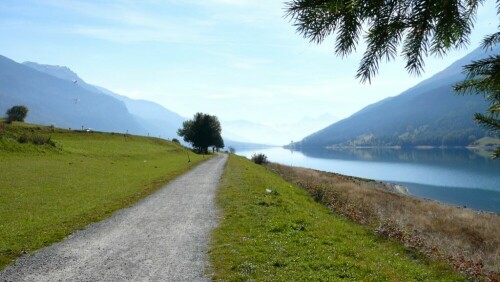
[286,0,490,82]
[454,34,500,158]
[214,134,225,151]
[6,105,29,123]
[286,0,499,157]
[177,112,224,154]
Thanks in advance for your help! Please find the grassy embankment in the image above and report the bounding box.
[210,154,465,281]
[270,164,500,281]
[0,121,207,269]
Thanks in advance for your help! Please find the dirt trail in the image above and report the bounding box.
[0,154,227,282]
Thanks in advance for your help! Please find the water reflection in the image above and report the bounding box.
[236,146,500,213]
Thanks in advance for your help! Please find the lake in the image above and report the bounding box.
[235,147,500,213]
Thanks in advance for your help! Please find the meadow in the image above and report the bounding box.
[270,163,500,281]
[209,155,465,281]
[0,122,207,269]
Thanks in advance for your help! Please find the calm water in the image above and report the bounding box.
[236,147,500,213]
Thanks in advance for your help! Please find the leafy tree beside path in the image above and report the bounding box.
[178,112,224,154]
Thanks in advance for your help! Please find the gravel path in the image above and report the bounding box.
[0,154,227,282]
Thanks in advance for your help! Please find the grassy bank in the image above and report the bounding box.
[209,155,465,281]
[0,122,207,269]
[270,164,500,281]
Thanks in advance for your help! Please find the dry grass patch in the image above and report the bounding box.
[269,164,500,281]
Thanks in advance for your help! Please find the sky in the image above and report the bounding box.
[0,0,498,144]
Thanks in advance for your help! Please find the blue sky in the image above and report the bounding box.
[1,0,498,143]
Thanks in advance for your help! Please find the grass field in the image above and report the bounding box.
[0,122,207,269]
[271,164,500,280]
[209,155,465,281]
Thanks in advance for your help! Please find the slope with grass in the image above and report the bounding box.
[209,155,465,281]
[0,122,207,269]
[270,164,499,280]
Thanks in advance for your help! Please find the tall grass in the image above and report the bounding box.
[269,164,500,281]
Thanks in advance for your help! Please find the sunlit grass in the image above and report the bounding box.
[209,155,465,281]
[0,122,207,269]
[271,163,500,281]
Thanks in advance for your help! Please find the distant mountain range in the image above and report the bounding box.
[222,114,337,145]
[21,61,185,139]
[0,55,276,149]
[0,56,145,134]
[294,45,500,148]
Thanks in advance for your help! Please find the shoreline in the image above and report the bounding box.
[270,162,500,280]
[281,164,499,215]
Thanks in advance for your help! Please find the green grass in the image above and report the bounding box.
[209,155,465,281]
[0,122,208,269]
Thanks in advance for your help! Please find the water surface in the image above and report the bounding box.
[236,147,500,213]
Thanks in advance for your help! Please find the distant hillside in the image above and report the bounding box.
[222,113,338,145]
[297,45,499,148]
[0,56,144,134]
[3,57,266,147]
[23,61,185,139]
[93,86,186,138]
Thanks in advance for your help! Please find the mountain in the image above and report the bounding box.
[222,114,338,145]
[297,45,500,148]
[4,57,267,148]
[0,56,144,134]
[23,62,186,139]
[222,120,284,145]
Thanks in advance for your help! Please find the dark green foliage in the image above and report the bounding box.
[17,134,55,146]
[6,105,28,123]
[455,35,500,158]
[251,153,269,165]
[214,134,224,150]
[177,112,224,154]
[286,0,500,158]
[171,138,180,144]
[285,0,485,83]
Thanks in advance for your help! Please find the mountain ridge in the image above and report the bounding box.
[0,55,144,134]
[296,45,499,148]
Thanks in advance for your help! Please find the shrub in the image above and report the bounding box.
[228,146,236,154]
[0,123,5,138]
[18,134,29,144]
[6,105,29,123]
[17,134,55,146]
[172,138,180,144]
[251,153,269,165]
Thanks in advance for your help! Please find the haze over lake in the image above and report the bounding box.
[236,147,500,213]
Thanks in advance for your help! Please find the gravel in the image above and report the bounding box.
[0,154,227,282]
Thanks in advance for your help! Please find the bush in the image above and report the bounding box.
[6,105,28,123]
[17,134,55,146]
[17,134,29,144]
[172,138,180,144]
[0,123,5,138]
[251,153,269,165]
[228,146,236,154]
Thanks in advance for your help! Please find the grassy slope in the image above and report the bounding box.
[0,122,207,269]
[271,164,500,280]
[210,155,465,281]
